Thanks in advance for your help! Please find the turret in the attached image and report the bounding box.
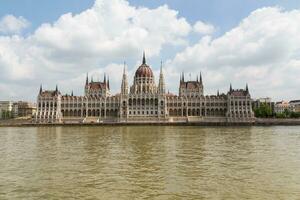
[107,75,110,89]
[85,73,89,85]
[200,72,202,85]
[121,62,128,95]
[158,61,166,94]
[39,84,42,94]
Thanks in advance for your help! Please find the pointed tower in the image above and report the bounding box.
[39,84,43,95]
[55,85,58,93]
[200,72,203,85]
[71,90,74,96]
[85,73,89,85]
[158,61,166,94]
[230,83,233,92]
[107,75,110,89]
[180,72,183,83]
[104,73,106,83]
[246,83,249,94]
[121,62,128,95]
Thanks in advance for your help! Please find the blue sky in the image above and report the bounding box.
[0,0,300,101]
[1,0,299,35]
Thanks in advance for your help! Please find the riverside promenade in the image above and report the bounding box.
[1,118,300,127]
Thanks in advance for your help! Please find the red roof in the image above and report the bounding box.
[135,64,154,78]
[88,82,107,90]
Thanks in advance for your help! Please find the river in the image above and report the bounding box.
[0,126,300,199]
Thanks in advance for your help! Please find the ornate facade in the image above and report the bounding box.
[35,53,254,123]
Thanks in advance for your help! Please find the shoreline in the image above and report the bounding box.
[1,118,300,127]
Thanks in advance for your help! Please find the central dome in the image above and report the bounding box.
[135,52,154,78]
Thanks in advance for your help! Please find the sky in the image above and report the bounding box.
[0,0,300,101]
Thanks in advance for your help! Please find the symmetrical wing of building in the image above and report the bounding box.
[35,53,254,123]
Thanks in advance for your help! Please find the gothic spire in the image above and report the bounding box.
[39,84,42,94]
[160,60,163,73]
[104,73,106,83]
[158,60,165,94]
[123,61,126,74]
[217,90,220,96]
[200,72,202,84]
[55,85,58,92]
[86,73,89,85]
[107,75,110,89]
[246,83,249,93]
[142,51,146,65]
[71,90,74,96]
[230,83,233,92]
[196,75,199,82]
[121,62,128,95]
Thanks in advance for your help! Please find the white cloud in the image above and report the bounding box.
[167,7,300,100]
[0,0,191,100]
[1,3,300,101]
[193,20,215,35]
[0,15,29,34]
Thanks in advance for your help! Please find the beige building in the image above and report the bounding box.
[289,100,300,112]
[16,101,37,117]
[274,101,292,113]
[35,53,254,123]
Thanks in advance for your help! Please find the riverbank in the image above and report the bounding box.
[1,118,300,127]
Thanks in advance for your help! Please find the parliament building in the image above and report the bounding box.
[35,53,254,124]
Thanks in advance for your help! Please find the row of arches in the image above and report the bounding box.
[168,108,227,117]
[128,98,161,106]
[229,110,252,118]
[62,109,119,117]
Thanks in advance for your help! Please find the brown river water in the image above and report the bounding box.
[0,126,300,199]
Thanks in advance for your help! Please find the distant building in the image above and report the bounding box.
[35,53,254,123]
[274,101,293,113]
[0,101,37,119]
[16,101,37,117]
[252,97,275,114]
[289,100,300,112]
[0,101,13,119]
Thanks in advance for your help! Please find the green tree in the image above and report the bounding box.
[254,103,273,118]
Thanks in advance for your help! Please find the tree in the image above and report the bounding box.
[254,103,273,118]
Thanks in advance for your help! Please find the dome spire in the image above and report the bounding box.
[142,51,146,65]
